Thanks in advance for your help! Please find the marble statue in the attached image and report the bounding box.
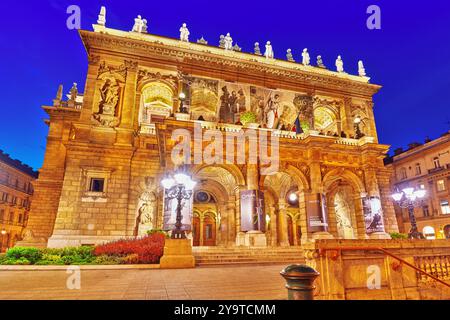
[302,48,310,66]
[233,43,242,52]
[224,33,233,50]
[358,60,366,77]
[265,41,274,59]
[286,49,295,62]
[219,35,225,48]
[69,83,78,101]
[134,177,157,236]
[254,42,262,55]
[336,55,344,73]
[99,79,119,115]
[179,23,190,42]
[141,19,148,33]
[132,15,144,33]
[265,94,281,128]
[317,55,326,68]
[97,6,106,26]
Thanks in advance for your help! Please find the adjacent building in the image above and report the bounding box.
[0,150,37,252]
[19,9,399,249]
[386,132,450,239]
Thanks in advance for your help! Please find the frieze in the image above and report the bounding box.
[137,70,178,88]
[80,31,380,97]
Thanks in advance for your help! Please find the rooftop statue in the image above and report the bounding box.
[254,42,262,55]
[233,43,242,52]
[286,49,295,62]
[219,35,225,48]
[302,48,310,66]
[317,55,326,68]
[265,41,274,59]
[224,33,233,50]
[132,15,147,33]
[336,55,344,73]
[179,23,190,42]
[97,6,106,26]
[358,60,367,77]
[69,83,78,101]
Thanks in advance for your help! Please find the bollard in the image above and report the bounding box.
[280,264,320,300]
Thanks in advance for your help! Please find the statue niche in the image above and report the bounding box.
[134,177,158,236]
[293,94,314,131]
[93,78,121,127]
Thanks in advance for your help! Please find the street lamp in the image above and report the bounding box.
[392,187,427,239]
[178,92,188,114]
[161,166,196,239]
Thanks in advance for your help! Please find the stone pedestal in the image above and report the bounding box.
[160,239,195,269]
[174,113,190,121]
[235,232,246,246]
[244,231,267,247]
[368,232,391,240]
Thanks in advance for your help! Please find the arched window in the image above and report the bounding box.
[433,157,441,169]
[400,168,407,180]
[139,82,174,125]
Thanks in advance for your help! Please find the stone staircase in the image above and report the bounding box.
[193,246,305,266]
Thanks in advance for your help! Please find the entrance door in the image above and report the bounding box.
[203,216,216,246]
[192,216,200,246]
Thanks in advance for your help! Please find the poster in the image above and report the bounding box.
[363,196,385,234]
[306,193,329,233]
[162,192,193,232]
[240,190,266,232]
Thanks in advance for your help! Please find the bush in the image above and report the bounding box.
[240,111,257,125]
[93,255,122,265]
[147,229,169,238]
[390,232,409,240]
[3,257,31,265]
[93,234,165,264]
[6,247,42,264]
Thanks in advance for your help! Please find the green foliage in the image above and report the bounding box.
[390,232,409,240]
[300,120,310,133]
[3,257,31,265]
[6,247,42,264]
[147,229,169,238]
[93,255,122,265]
[240,111,257,125]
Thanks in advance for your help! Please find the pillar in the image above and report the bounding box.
[277,200,290,246]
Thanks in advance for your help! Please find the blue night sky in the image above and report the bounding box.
[1,0,449,170]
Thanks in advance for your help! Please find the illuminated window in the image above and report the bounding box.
[205,224,213,239]
[423,206,430,217]
[441,200,450,215]
[423,226,436,240]
[437,179,446,192]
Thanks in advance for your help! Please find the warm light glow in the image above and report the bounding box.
[354,115,362,124]
[174,173,189,185]
[184,179,196,191]
[392,192,403,202]
[289,192,298,202]
[403,187,415,196]
[266,214,271,223]
[179,92,186,100]
[415,189,426,199]
[0,230,6,235]
[161,177,175,190]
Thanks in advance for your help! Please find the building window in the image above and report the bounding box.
[205,224,213,239]
[9,212,14,223]
[89,178,105,193]
[433,157,441,169]
[400,168,407,180]
[437,179,446,192]
[441,200,450,215]
[415,163,422,176]
[423,226,436,240]
[18,214,23,224]
[11,196,17,205]
[0,209,4,222]
[423,206,430,217]
[1,193,8,202]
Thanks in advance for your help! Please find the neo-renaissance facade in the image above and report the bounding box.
[19,10,399,249]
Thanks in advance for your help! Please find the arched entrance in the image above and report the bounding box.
[192,191,218,247]
[444,225,450,239]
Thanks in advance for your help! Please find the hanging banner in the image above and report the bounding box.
[240,190,266,232]
[363,196,385,234]
[306,193,328,233]
[162,192,193,232]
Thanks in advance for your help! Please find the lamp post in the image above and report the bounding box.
[161,167,196,239]
[354,115,363,139]
[178,92,188,114]
[392,187,426,239]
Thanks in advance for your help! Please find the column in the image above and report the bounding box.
[277,200,289,246]
[268,205,278,246]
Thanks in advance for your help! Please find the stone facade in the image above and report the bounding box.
[0,150,37,252]
[386,132,450,238]
[21,22,398,248]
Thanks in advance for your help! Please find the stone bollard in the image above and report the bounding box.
[280,264,320,300]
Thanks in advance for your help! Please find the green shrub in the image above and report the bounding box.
[93,255,122,265]
[390,232,408,240]
[240,111,257,125]
[120,254,140,265]
[3,257,31,265]
[0,254,7,264]
[147,229,169,238]
[6,247,42,264]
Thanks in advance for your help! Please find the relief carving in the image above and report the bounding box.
[134,177,158,236]
[93,78,121,127]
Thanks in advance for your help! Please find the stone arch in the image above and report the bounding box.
[192,164,245,188]
[259,164,310,193]
[323,169,366,194]
[137,81,176,125]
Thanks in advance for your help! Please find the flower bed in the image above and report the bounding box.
[0,232,166,265]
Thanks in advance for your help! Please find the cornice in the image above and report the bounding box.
[79,29,381,98]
